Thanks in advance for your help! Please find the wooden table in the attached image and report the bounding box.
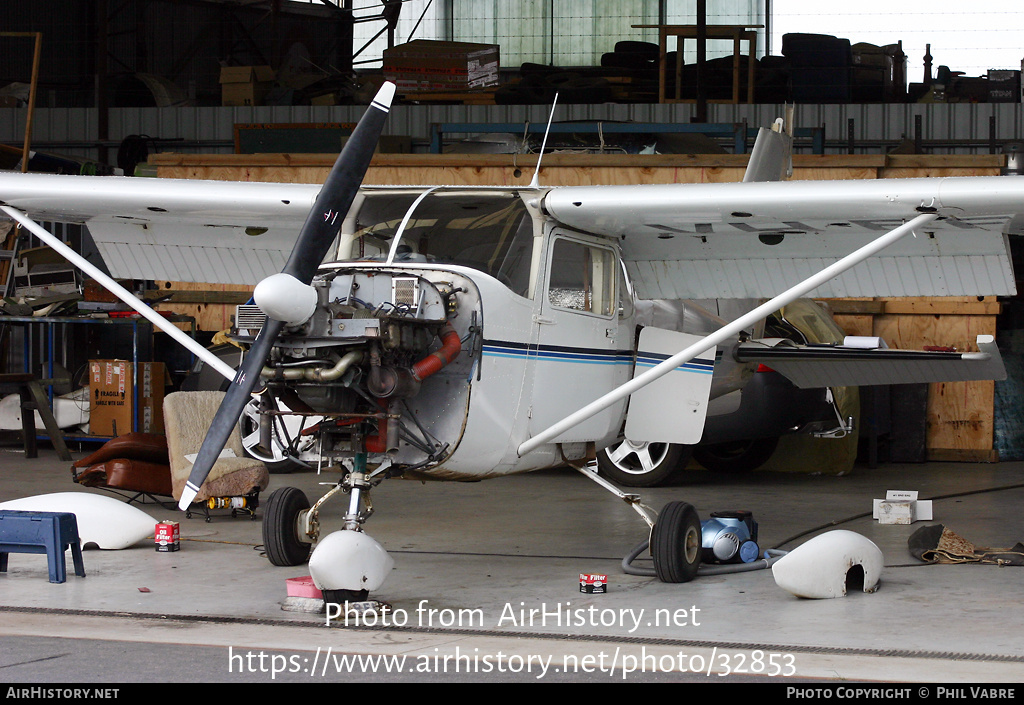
[632,25,761,104]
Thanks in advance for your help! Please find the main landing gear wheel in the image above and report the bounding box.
[262,486,313,566]
[651,501,702,583]
[596,440,691,487]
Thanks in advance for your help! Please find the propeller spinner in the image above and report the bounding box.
[177,82,396,511]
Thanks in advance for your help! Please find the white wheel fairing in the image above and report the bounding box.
[308,530,394,593]
[0,492,154,549]
[772,530,883,599]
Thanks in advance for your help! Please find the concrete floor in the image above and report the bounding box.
[1,444,1023,683]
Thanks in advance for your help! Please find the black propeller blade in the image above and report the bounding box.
[177,82,395,511]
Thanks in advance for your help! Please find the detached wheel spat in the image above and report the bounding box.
[651,501,702,583]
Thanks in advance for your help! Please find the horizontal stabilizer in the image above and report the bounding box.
[735,335,1005,388]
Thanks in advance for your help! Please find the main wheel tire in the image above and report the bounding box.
[262,486,313,566]
[597,440,691,487]
[693,437,779,473]
[651,501,702,583]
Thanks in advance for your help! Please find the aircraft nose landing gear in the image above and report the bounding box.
[262,451,395,604]
[308,453,394,603]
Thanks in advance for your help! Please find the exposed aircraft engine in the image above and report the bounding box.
[234,268,469,471]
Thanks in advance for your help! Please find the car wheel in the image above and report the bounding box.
[693,437,779,473]
[262,487,313,566]
[597,439,691,487]
[240,398,306,474]
[651,501,702,583]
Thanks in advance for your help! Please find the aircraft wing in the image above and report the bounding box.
[1,171,1021,297]
[0,172,318,284]
[542,176,1022,299]
[735,335,1006,388]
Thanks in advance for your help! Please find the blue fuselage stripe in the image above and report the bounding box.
[482,341,715,372]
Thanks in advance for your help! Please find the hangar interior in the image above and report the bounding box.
[0,0,1023,683]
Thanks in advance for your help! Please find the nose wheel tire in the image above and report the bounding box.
[263,486,313,566]
[651,501,702,583]
[596,440,690,487]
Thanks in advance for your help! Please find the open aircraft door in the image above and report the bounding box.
[624,327,717,445]
[527,231,632,445]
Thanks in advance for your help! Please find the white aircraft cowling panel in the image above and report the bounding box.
[624,327,716,444]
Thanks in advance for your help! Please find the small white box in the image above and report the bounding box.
[873,490,932,524]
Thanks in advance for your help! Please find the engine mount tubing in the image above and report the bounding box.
[412,322,462,381]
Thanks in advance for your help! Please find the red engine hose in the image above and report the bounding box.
[412,322,461,381]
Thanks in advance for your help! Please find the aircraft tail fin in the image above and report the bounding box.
[742,106,794,183]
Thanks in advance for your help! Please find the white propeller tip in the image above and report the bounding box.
[372,82,396,111]
[178,485,199,511]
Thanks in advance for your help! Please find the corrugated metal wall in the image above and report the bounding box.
[4,101,1024,164]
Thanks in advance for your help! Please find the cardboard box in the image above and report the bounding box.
[873,490,933,525]
[89,360,169,437]
[988,69,1020,103]
[220,65,275,106]
[383,40,499,92]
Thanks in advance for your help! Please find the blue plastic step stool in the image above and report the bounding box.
[0,510,86,583]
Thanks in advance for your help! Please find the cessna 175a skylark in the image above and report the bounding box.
[0,83,1015,595]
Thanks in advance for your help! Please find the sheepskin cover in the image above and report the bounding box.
[162,391,269,502]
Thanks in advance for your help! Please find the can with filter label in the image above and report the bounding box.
[155,520,180,552]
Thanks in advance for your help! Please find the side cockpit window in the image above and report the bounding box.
[547,238,616,317]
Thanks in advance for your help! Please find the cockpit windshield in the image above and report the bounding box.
[347,191,534,297]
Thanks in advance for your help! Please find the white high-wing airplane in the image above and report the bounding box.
[0,83,1015,596]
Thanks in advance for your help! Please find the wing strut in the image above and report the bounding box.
[517,211,939,457]
[0,205,237,383]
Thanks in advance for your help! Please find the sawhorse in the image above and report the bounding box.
[0,373,71,461]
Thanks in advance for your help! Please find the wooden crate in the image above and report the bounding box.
[829,297,1001,462]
